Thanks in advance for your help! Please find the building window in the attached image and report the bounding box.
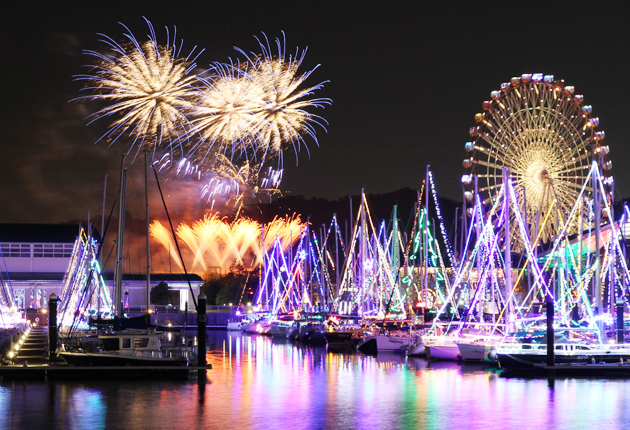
[14,289,25,310]
[33,243,74,258]
[0,243,31,258]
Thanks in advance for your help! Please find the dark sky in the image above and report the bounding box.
[2,1,629,224]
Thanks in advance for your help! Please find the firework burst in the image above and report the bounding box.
[189,62,263,160]
[77,23,330,216]
[190,33,331,164]
[244,33,331,159]
[74,17,202,155]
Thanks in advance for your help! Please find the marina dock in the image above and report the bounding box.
[499,361,630,378]
[0,363,212,380]
[539,362,630,376]
[0,322,212,380]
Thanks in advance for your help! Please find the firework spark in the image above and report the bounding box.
[200,155,283,217]
[190,33,331,164]
[150,214,304,274]
[74,17,202,155]
[154,152,283,215]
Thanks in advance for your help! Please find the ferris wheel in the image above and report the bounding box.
[462,73,611,246]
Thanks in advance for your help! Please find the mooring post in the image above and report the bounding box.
[617,298,624,344]
[198,294,207,368]
[49,293,58,362]
[546,295,555,368]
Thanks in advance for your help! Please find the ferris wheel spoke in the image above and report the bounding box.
[482,196,495,206]
[551,165,590,176]
[475,159,506,170]
[564,152,593,165]
[557,181,593,193]
[478,184,503,193]
[479,174,505,181]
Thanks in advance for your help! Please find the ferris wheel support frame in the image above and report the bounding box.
[459,73,624,329]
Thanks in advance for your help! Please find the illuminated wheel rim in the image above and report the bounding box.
[462,73,610,246]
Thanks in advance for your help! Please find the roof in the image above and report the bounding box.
[6,272,65,281]
[0,224,101,243]
[101,273,204,283]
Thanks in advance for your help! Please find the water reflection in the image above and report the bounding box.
[2,331,630,429]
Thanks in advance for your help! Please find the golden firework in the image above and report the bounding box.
[150,214,305,274]
[191,33,330,163]
[75,18,200,154]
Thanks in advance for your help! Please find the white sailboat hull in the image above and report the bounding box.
[457,342,492,361]
[270,324,291,337]
[375,334,410,352]
[427,344,460,360]
[407,341,426,356]
[227,321,247,331]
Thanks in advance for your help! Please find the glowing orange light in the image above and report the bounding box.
[150,215,305,273]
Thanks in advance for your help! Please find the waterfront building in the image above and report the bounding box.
[0,224,202,318]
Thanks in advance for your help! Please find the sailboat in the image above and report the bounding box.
[58,329,189,367]
[58,153,195,371]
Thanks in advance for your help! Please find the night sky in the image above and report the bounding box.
[2,1,629,224]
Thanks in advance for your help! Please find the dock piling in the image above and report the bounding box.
[49,293,58,362]
[617,298,624,343]
[198,293,207,369]
[546,296,555,368]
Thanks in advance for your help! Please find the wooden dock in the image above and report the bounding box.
[501,361,630,378]
[1,325,212,380]
[0,363,212,380]
[539,362,630,376]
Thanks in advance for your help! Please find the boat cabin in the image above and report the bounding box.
[99,331,164,358]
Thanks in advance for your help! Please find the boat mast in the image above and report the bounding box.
[423,165,430,320]
[391,204,398,317]
[260,222,265,311]
[523,185,532,299]
[115,154,127,318]
[454,206,459,265]
[321,223,327,313]
[593,145,603,337]
[609,179,615,312]
[460,185,467,269]
[334,214,340,299]
[360,189,366,317]
[99,174,107,316]
[503,168,513,329]
[101,174,107,267]
[145,150,151,314]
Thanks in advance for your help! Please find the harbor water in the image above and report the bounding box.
[2,330,630,430]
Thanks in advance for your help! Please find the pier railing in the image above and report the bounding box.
[124,305,250,327]
[127,305,248,314]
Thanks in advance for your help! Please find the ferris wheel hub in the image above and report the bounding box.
[534,169,549,184]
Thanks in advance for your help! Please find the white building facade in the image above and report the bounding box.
[0,224,202,313]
